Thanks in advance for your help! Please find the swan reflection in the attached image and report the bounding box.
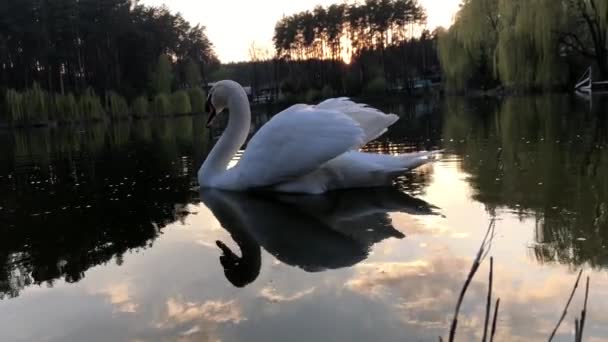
[200,188,439,288]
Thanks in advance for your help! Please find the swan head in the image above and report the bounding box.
[205,80,245,127]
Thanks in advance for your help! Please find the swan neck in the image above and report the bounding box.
[199,88,251,183]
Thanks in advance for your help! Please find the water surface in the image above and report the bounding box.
[1,95,608,341]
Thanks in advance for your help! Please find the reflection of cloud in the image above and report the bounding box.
[157,298,246,329]
[95,282,138,313]
[344,253,608,341]
[259,286,315,303]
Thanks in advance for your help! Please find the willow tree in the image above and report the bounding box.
[561,0,608,79]
[440,0,608,91]
[437,0,500,91]
[496,0,567,89]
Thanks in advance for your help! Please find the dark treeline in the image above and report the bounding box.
[0,0,218,124]
[209,0,440,103]
[271,0,437,99]
[0,0,217,96]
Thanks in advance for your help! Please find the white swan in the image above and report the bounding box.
[198,80,438,194]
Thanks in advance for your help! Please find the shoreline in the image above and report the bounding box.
[0,112,207,130]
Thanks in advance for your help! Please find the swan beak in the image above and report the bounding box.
[205,102,217,128]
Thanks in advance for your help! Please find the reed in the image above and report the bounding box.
[105,91,130,119]
[53,93,78,122]
[22,82,49,122]
[5,89,24,123]
[131,95,149,118]
[78,88,104,121]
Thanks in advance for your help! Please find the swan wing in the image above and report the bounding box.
[316,98,399,144]
[234,106,365,188]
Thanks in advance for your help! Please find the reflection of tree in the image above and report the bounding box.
[0,99,441,297]
[443,96,608,267]
[0,117,205,299]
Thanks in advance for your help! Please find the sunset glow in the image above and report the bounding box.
[141,0,460,63]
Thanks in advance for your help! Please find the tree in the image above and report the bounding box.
[439,0,608,91]
[150,54,173,95]
[0,0,218,98]
[185,59,202,88]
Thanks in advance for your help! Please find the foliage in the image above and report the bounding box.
[270,0,436,95]
[364,77,388,95]
[131,96,150,118]
[105,91,130,119]
[4,89,24,123]
[188,87,206,113]
[78,88,105,121]
[150,54,174,95]
[439,0,608,91]
[273,0,426,60]
[0,0,217,99]
[4,86,106,123]
[22,83,49,122]
[185,59,202,88]
[152,94,172,116]
[305,88,321,103]
[54,93,78,122]
[321,84,334,98]
[171,90,192,115]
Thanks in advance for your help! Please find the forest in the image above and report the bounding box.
[439,0,608,92]
[270,0,438,101]
[0,0,442,124]
[206,0,440,104]
[0,0,218,124]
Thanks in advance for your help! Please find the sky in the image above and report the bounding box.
[141,0,461,63]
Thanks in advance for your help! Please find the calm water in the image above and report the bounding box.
[1,95,608,341]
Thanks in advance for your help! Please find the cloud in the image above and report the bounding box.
[344,251,608,341]
[157,298,246,329]
[94,282,138,313]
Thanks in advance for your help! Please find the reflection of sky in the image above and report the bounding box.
[2,159,608,341]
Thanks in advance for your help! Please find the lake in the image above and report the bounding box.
[1,94,607,341]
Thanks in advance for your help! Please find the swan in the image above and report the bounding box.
[200,188,439,286]
[199,80,438,194]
